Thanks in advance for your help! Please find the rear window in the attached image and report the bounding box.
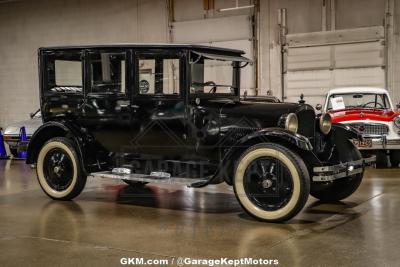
[43,51,83,94]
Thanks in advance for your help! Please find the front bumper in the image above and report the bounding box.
[312,156,376,182]
[353,136,400,150]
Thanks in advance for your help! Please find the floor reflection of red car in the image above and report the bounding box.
[322,87,400,168]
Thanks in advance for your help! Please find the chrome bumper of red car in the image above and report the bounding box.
[312,156,376,182]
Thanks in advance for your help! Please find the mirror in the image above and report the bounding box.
[195,97,201,106]
[396,103,400,110]
[315,104,322,111]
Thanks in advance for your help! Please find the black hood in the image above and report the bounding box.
[219,100,313,129]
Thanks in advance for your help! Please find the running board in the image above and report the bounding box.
[89,171,208,187]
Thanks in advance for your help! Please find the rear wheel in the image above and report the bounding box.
[233,143,310,222]
[311,141,363,201]
[36,137,87,200]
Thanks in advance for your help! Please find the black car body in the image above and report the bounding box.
[27,44,375,222]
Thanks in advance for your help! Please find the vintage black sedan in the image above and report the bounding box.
[27,44,374,222]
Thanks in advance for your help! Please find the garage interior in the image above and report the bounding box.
[1,0,400,266]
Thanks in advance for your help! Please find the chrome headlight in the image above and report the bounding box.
[394,116,400,128]
[319,113,332,135]
[285,113,298,133]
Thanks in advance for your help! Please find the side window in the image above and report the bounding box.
[89,51,126,94]
[44,51,83,94]
[138,55,180,95]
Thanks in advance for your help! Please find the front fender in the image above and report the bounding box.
[219,128,313,184]
[331,123,361,140]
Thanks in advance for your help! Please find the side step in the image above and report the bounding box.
[89,171,208,186]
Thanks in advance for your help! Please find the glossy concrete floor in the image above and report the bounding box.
[0,160,399,267]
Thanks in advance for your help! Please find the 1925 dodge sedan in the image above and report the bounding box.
[27,44,375,222]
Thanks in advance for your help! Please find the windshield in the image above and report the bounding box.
[327,93,391,111]
[190,54,238,96]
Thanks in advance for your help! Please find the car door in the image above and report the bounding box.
[129,49,189,160]
[80,48,132,152]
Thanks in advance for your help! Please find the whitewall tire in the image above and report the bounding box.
[233,143,310,222]
[36,137,86,200]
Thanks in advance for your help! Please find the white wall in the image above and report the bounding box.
[0,0,168,128]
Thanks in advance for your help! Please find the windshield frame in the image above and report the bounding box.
[326,92,393,111]
[188,51,243,100]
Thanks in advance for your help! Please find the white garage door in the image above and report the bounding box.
[284,26,386,107]
[172,15,255,93]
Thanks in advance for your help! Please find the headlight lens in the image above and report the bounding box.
[319,113,332,135]
[394,116,400,128]
[285,113,298,133]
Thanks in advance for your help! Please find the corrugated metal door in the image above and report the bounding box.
[172,15,255,93]
[284,27,386,107]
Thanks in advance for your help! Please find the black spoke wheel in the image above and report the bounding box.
[43,148,74,191]
[243,157,294,211]
[36,137,87,200]
[234,143,310,222]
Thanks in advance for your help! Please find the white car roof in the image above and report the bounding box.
[328,87,389,95]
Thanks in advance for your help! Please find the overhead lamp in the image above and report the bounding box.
[218,0,254,12]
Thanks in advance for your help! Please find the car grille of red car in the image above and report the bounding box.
[348,123,389,136]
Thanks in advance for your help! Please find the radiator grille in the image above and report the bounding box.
[297,109,316,140]
[348,123,389,135]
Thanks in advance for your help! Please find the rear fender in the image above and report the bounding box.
[26,121,109,173]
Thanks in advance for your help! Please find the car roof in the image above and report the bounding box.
[328,87,389,95]
[38,43,245,55]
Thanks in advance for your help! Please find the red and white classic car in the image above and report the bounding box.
[322,87,400,167]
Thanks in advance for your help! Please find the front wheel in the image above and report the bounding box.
[36,137,87,200]
[233,143,310,222]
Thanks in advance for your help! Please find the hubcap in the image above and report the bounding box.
[243,156,294,211]
[43,148,74,191]
[262,179,273,189]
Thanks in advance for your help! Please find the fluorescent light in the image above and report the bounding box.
[218,5,255,12]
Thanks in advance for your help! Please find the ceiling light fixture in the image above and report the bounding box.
[218,0,254,12]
